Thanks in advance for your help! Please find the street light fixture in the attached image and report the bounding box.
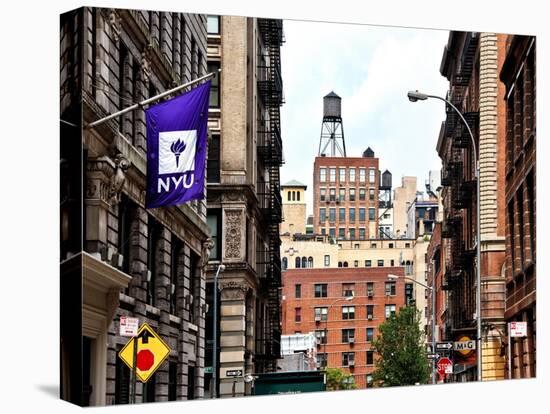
[389,273,437,385]
[407,89,482,382]
[212,263,226,399]
[323,295,354,369]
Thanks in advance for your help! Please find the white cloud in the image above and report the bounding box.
[280,20,449,215]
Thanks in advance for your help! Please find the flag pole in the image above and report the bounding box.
[85,69,219,130]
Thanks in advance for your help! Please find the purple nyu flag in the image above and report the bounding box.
[145,80,211,208]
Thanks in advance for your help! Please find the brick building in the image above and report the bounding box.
[437,32,508,381]
[205,16,284,397]
[282,267,408,389]
[426,222,446,346]
[313,150,380,240]
[499,35,536,379]
[60,7,211,406]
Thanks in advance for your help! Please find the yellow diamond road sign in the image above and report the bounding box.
[119,323,171,383]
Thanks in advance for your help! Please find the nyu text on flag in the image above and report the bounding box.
[145,80,211,208]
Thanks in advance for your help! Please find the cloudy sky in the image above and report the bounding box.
[279,20,449,215]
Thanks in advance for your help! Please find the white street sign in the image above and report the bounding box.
[454,340,476,352]
[436,342,453,350]
[119,316,139,337]
[510,321,527,337]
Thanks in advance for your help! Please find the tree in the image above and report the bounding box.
[325,367,358,391]
[371,305,430,387]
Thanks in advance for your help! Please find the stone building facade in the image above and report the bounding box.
[282,267,407,389]
[205,16,284,398]
[281,180,308,235]
[499,35,536,379]
[437,31,508,381]
[60,7,211,406]
[313,152,380,239]
[392,176,417,238]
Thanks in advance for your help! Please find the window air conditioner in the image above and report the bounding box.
[367,292,374,298]
[349,338,355,344]
[367,315,373,320]
[349,360,355,367]
[315,316,321,322]
[146,270,152,282]
[112,253,124,269]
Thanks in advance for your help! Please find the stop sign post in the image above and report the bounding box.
[437,357,453,380]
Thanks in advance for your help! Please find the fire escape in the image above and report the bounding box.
[440,33,480,334]
[256,18,284,372]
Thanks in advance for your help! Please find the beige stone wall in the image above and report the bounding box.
[282,203,307,234]
[393,176,417,238]
[412,237,429,332]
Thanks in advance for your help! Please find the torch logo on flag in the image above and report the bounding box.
[145,80,211,209]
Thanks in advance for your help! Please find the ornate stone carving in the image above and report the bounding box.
[140,44,153,86]
[224,210,242,259]
[107,154,129,205]
[108,9,122,42]
[219,280,249,301]
[199,238,215,270]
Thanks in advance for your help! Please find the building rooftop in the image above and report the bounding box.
[282,179,307,188]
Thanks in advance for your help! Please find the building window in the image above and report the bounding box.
[295,257,301,268]
[320,208,326,222]
[321,228,326,235]
[207,134,221,182]
[349,168,356,182]
[314,307,328,321]
[389,243,394,248]
[359,208,366,222]
[354,243,360,249]
[349,228,356,240]
[366,351,374,365]
[339,188,346,202]
[320,168,327,182]
[297,191,301,201]
[342,283,355,297]
[359,228,366,240]
[349,208,356,223]
[339,208,346,222]
[371,243,377,248]
[287,191,292,201]
[329,208,336,222]
[359,168,366,183]
[295,307,302,322]
[329,227,335,238]
[338,228,345,239]
[367,305,374,319]
[207,62,220,108]
[342,352,355,367]
[369,208,376,220]
[320,188,326,202]
[308,257,314,268]
[315,330,327,344]
[367,283,374,298]
[329,188,336,202]
[343,261,349,267]
[359,188,366,201]
[385,304,396,319]
[353,259,359,267]
[366,328,374,342]
[339,167,346,182]
[324,255,330,267]
[207,209,222,260]
[342,306,355,320]
[377,259,384,267]
[207,15,220,34]
[385,282,396,296]
[314,284,328,298]
[301,256,307,268]
[295,284,301,298]
[329,168,336,182]
[369,168,376,183]
[390,259,395,266]
[365,260,372,268]
[147,218,159,307]
[115,348,130,404]
[342,329,355,343]
[405,243,411,248]
[349,188,356,201]
[169,237,182,315]
[317,353,327,368]
[282,257,288,270]
[369,188,375,201]
[338,261,343,268]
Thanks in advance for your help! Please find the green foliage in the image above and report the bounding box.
[325,367,358,391]
[371,305,430,387]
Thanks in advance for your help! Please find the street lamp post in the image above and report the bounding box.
[212,263,226,399]
[389,274,436,384]
[323,295,354,369]
[407,90,482,382]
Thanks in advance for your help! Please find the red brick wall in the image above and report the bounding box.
[282,267,405,388]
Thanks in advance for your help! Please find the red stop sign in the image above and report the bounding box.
[136,349,155,371]
[437,357,452,377]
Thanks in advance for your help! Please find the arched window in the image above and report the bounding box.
[282,257,288,270]
[292,191,296,201]
[308,257,313,268]
[297,191,301,202]
[288,191,291,201]
[301,257,307,268]
[295,257,301,268]
[343,261,349,267]
[338,261,343,268]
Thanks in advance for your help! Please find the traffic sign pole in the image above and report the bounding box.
[131,336,137,404]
